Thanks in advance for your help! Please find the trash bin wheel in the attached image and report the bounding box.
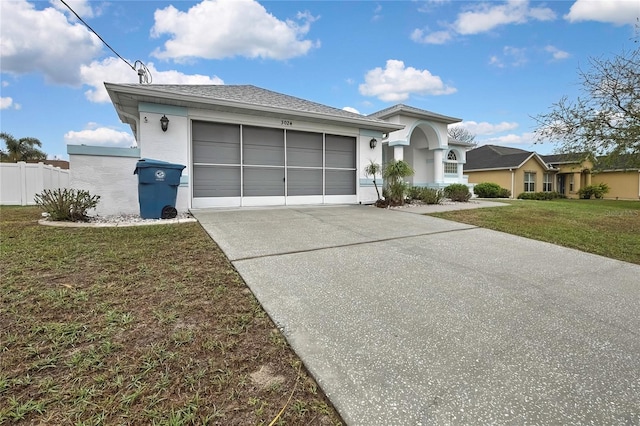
[161,205,178,219]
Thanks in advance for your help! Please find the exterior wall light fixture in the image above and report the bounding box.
[369,138,377,149]
[160,115,169,132]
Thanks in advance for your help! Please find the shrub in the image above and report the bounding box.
[578,183,610,199]
[473,182,502,198]
[517,191,566,200]
[474,182,510,198]
[419,188,444,205]
[498,188,511,198]
[387,181,409,205]
[34,188,100,221]
[383,160,414,205]
[407,186,443,205]
[444,183,471,202]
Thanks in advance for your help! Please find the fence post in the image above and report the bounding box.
[18,162,27,205]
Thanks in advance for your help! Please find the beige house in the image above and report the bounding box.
[465,145,640,199]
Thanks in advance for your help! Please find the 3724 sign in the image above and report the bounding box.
[280,120,293,126]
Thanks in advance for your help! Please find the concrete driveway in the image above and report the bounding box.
[192,205,640,425]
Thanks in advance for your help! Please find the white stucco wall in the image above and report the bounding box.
[69,150,140,216]
[358,131,384,204]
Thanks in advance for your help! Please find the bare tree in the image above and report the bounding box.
[447,126,476,145]
[533,47,640,168]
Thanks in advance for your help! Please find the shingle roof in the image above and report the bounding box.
[368,104,461,124]
[541,153,588,164]
[465,145,535,170]
[114,84,392,124]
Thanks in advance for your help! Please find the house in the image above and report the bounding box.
[68,84,473,216]
[465,145,640,199]
[464,145,557,197]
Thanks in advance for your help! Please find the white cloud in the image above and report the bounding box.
[50,0,94,18]
[412,0,555,44]
[478,132,536,145]
[545,45,570,60]
[452,121,519,136]
[410,29,453,45]
[0,0,102,84]
[80,57,224,103]
[489,46,528,67]
[151,0,319,61]
[565,0,639,25]
[342,106,361,115]
[454,0,556,35]
[64,126,136,148]
[359,59,456,102]
[1,97,13,109]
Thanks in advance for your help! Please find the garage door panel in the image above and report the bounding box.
[287,131,322,167]
[326,169,356,195]
[193,122,240,164]
[325,135,356,169]
[288,169,322,196]
[244,167,285,196]
[243,127,284,166]
[193,165,241,197]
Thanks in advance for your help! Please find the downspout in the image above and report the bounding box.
[510,169,515,199]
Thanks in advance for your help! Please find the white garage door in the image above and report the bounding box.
[192,121,356,207]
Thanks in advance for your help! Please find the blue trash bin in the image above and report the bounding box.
[134,159,186,219]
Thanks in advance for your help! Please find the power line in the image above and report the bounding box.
[59,0,151,83]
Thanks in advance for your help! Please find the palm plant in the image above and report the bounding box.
[382,159,414,205]
[0,132,47,162]
[363,160,382,202]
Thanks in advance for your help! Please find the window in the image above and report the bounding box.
[444,150,458,174]
[543,173,553,192]
[569,174,574,192]
[524,172,536,192]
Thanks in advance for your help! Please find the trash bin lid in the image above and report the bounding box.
[134,158,186,174]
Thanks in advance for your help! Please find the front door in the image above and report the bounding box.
[557,175,566,196]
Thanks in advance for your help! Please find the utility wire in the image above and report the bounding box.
[59,0,151,83]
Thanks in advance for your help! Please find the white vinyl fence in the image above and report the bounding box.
[0,162,70,206]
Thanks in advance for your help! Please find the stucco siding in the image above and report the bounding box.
[466,170,513,195]
[70,153,140,216]
[593,171,640,200]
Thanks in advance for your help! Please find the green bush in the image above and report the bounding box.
[578,183,610,199]
[517,191,566,200]
[34,188,101,221]
[407,186,443,205]
[444,183,471,202]
[474,182,510,198]
[498,188,511,198]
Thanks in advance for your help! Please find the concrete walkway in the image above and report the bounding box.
[192,204,640,425]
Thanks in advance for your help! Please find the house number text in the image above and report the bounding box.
[281,120,293,126]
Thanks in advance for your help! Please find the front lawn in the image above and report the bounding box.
[0,206,343,425]
[429,199,640,265]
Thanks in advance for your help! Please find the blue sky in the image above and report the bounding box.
[1,0,638,160]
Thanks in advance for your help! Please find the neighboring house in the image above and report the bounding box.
[465,145,640,199]
[68,84,472,216]
[464,145,555,197]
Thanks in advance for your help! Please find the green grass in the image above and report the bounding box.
[429,199,640,264]
[0,206,343,425]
